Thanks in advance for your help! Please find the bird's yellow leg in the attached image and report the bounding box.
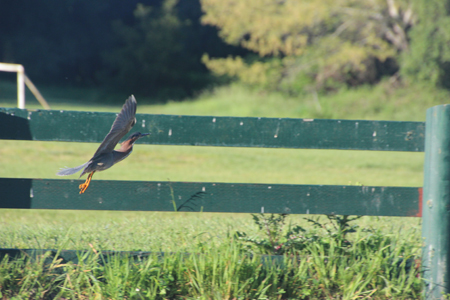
[79,171,95,194]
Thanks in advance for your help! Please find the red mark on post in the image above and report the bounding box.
[416,188,423,217]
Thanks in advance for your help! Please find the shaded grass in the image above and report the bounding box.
[143,81,450,121]
[1,79,449,121]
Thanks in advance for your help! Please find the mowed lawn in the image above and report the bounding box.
[0,140,423,186]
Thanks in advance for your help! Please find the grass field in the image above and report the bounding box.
[0,79,443,298]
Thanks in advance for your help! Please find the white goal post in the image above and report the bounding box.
[0,62,50,109]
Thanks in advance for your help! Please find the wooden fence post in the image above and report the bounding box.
[422,104,450,299]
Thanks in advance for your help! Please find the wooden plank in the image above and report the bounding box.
[0,178,421,217]
[0,108,425,151]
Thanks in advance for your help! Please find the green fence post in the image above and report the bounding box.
[423,105,450,299]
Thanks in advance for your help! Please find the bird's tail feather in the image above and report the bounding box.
[56,162,89,176]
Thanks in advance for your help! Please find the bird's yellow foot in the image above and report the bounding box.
[79,172,94,194]
[79,182,89,194]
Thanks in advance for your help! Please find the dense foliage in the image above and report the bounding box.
[98,0,246,99]
[201,0,414,93]
[0,0,243,100]
[401,0,450,88]
[0,0,139,85]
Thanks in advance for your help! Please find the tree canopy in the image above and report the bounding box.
[201,0,415,93]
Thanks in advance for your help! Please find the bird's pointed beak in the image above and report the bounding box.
[140,133,150,137]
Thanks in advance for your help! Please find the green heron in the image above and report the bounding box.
[56,95,149,194]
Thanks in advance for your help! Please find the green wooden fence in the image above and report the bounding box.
[0,105,447,299]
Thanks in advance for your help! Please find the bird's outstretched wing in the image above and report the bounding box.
[92,95,137,158]
[56,162,89,177]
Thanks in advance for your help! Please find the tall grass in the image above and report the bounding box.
[0,220,422,299]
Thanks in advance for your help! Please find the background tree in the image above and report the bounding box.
[401,0,450,88]
[99,1,195,98]
[0,0,245,101]
[0,0,144,86]
[99,0,247,100]
[200,0,415,95]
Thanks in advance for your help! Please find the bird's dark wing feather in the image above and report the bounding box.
[92,95,137,158]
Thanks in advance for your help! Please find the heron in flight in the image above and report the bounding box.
[56,95,149,194]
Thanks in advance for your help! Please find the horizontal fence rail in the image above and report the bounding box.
[0,178,422,217]
[0,108,425,151]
